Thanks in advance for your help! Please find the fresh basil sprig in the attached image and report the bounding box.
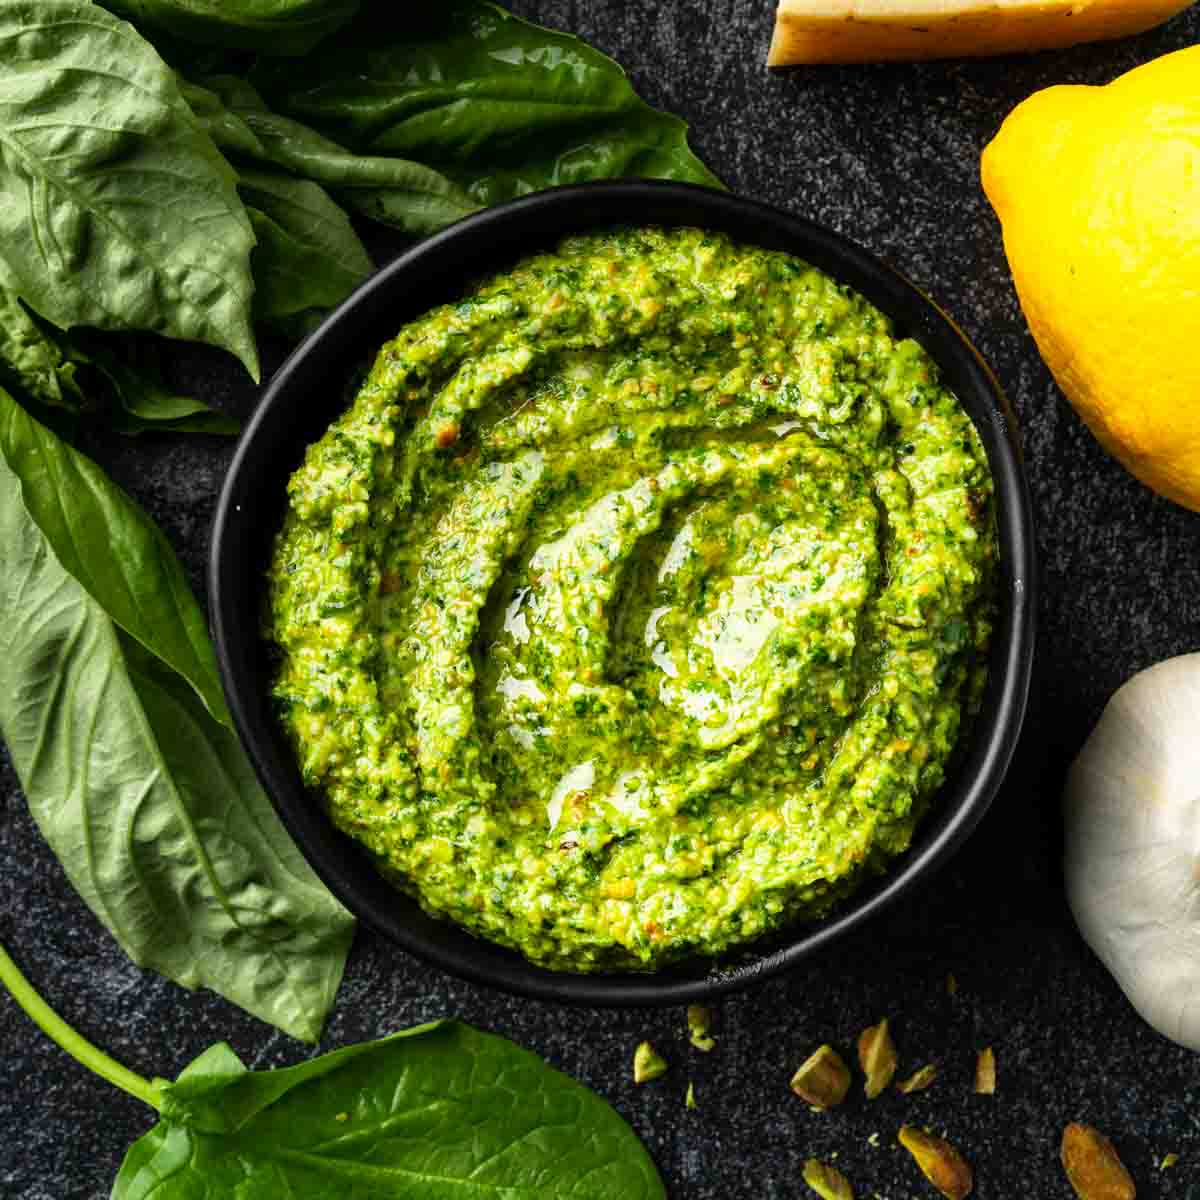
[0,389,353,1041]
[0,943,666,1199]
[0,0,719,432]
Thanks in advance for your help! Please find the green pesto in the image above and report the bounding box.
[267,227,997,971]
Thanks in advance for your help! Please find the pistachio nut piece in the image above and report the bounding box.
[633,1041,668,1084]
[687,1005,716,1052]
[897,1064,938,1094]
[898,1125,973,1199]
[790,1044,851,1109]
[858,1018,898,1099]
[974,1048,996,1095]
[1061,1123,1135,1200]
[802,1158,854,1200]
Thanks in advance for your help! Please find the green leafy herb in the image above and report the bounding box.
[252,0,723,207]
[0,288,84,411]
[175,79,379,332]
[197,75,479,235]
[0,294,237,433]
[240,169,374,333]
[99,0,359,55]
[0,943,665,1199]
[119,1022,666,1197]
[0,390,353,1040]
[0,1,259,377]
[75,333,241,434]
[179,76,269,159]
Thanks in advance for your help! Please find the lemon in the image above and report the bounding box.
[981,47,1200,511]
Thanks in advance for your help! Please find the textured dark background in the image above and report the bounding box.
[3,3,1200,1197]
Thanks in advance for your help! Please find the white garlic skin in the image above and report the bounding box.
[1064,652,1200,1052]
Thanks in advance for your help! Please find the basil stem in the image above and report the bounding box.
[0,942,165,1112]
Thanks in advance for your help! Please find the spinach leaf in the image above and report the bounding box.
[252,0,723,207]
[99,0,359,55]
[198,76,479,236]
[0,390,354,1040]
[0,1,259,378]
[240,169,374,334]
[0,950,666,1200]
[113,1021,666,1198]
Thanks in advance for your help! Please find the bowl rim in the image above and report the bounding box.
[209,180,1037,1006]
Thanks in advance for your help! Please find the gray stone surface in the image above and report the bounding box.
[3,3,1200,1197]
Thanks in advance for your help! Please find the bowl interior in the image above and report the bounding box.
[209,181,1036,1005]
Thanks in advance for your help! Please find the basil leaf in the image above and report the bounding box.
[114,1021,666,1199]
[199,75,479,236]
[0,288,84,411]
[183,81,382,320]
[99,0,359,55]
[252,0,722,207]
[240,169,374,332]
[0,1,259,378]
[75,334,242,435]
[179,77,267,160]
[0,390,354,1040]
[0,301,238,435]
[0,391,228,718]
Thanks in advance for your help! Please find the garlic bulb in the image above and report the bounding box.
[1064,653,1200,1051]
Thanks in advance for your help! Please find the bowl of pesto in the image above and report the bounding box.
[210,182,1035,1004]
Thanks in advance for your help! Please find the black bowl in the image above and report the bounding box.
[209,181,1036,1005]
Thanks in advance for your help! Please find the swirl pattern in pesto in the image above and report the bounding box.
[268,227,997,971]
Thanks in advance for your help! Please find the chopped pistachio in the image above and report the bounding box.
[791,1044,851,1110]
[867,1132,881,1148]
[803,1158,855,1200]
[633,1041,668,1084]
[1061,1123,1134,1200]
[858,1019,898,1099]
[685,1081,697,1110]
[1161,1152,1179,1170]
[898,1125,974,1199]
[897,1064,938,1094]
[946,973,958,998]
[687,1004,716,1052]
[974,1048,996,1095]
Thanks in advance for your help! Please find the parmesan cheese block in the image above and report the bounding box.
[768,0,1195,64]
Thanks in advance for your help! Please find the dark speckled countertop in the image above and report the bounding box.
[3,4,1200,1197]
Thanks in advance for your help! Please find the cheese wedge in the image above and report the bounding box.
[768,0,1195,64]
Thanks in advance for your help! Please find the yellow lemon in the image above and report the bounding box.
[981,47,1200,511]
